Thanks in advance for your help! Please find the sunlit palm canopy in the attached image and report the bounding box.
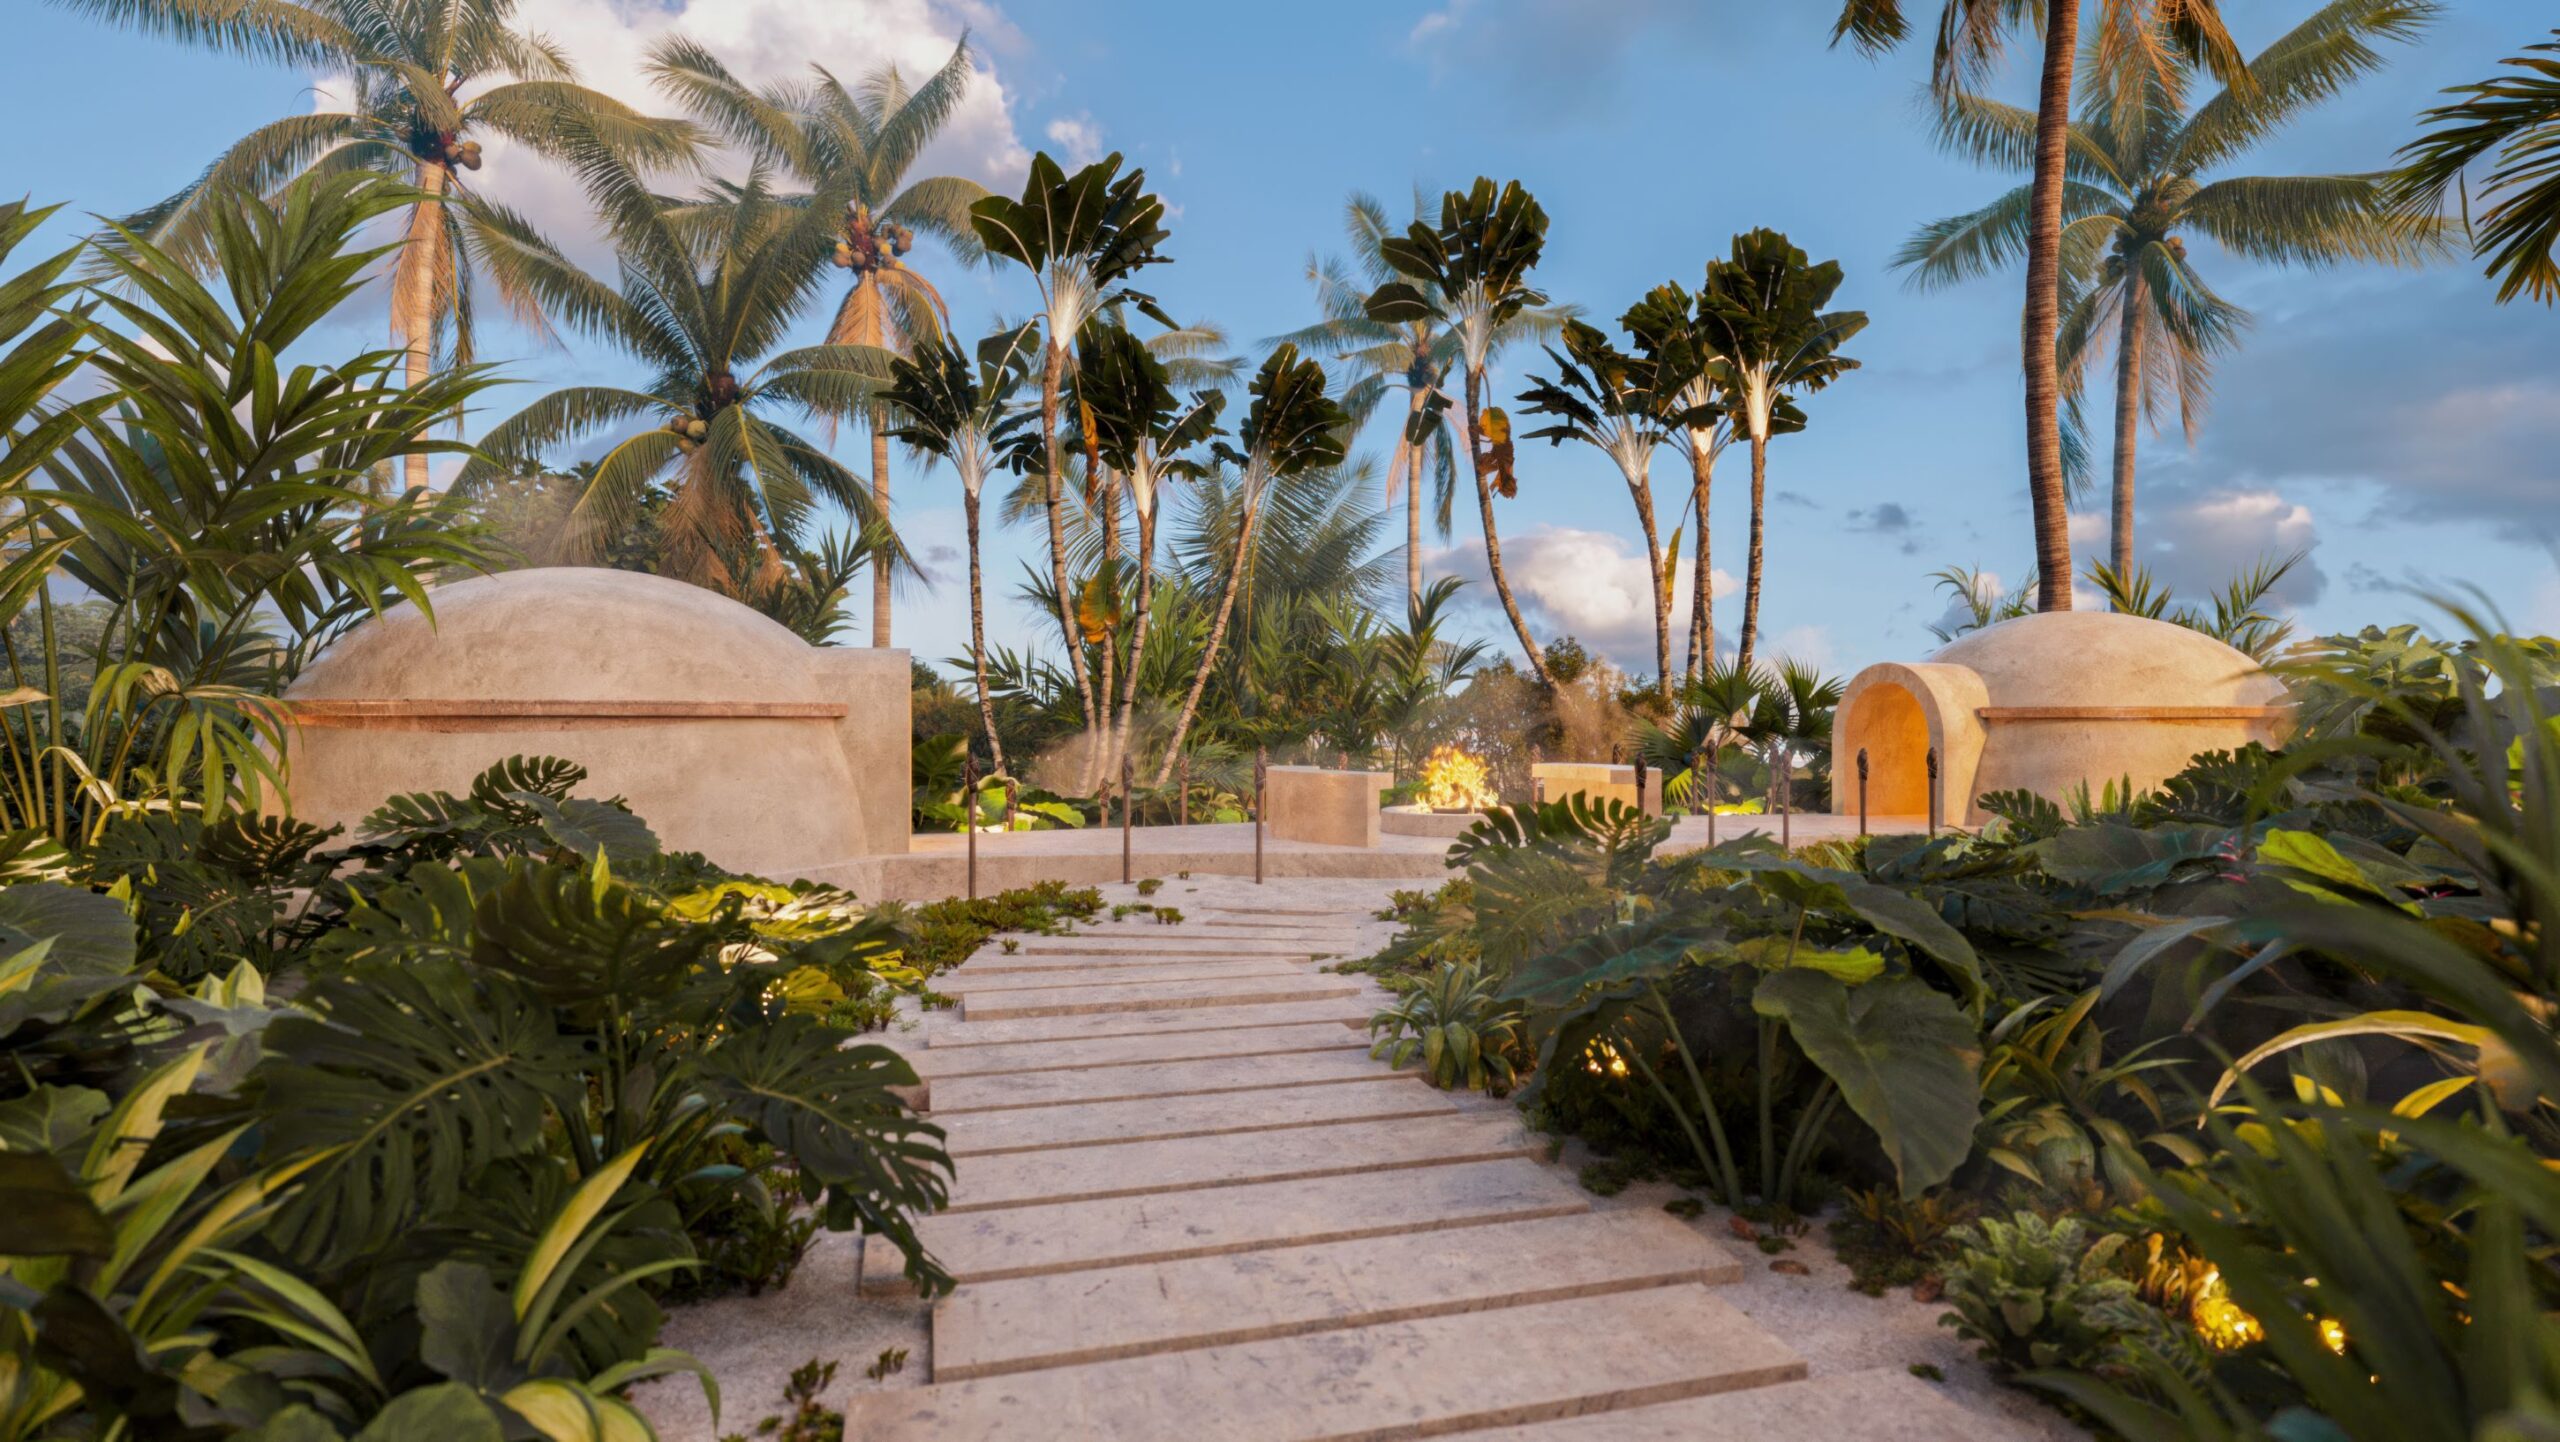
[64,0,699,368]
[458,156,909,593]
[1898,0,2446,463]
[645,34,991,354]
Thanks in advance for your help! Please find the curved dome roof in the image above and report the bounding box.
[285,568,824,705]
[1925,611,2283,710]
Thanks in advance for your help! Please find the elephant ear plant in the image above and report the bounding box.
[1502,838,1985,1209]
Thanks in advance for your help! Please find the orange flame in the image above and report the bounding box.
[1417,745,1498,812]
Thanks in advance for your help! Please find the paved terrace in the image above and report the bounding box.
[827,812,1936,902]
[644,878,2071,1442]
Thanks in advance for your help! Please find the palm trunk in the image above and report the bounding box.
[394,162,449,496]
[1627,470,1671,702]
[1685,434,1715,680]
[1399,387,1428,611]
[1039,342,1100,788]
[1153,493,1256,787]
[964,487,1004,776]
[1735,431,1768,677]
[2108,278,2146,581]
[1088,429,1120,792]
[869,422,893,647]
[2025,0,2082,612]
[1466,368,1549,686]
[1116,500,1158,787]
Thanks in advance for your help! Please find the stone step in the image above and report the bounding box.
[936,1076,1453,1156]
[929,1048,1391,1114]
[923,999,1374,1049]
[936,960,1311,995]
[960,973,1364,1021]
[904,1022,1367,1081]
[955,951,1329,975]
[1197,917,1367,930]
[861,1157,1585,1295]
[944,1112,1534,1213]
[1455,1368,1980,1441]
[1012,936,1346,957]
[934,1207,1738,1380]
[842,1286,1804,1440]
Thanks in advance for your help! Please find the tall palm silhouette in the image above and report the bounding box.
[54,0,700,494]
[648,36,991,647]
[1278,188,1566,612]
[1901,0,2443,576]
[1835,0,2243,611]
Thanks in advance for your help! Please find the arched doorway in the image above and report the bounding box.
[1838,681,1931,816]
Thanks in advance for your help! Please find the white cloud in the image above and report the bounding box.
[1769,624,1835,673]
[1043,112,1105,167]
[427,0,1031,270]
[2076,485,2327,609]
[1428,525,1734,676]
[1407,0,1476,45]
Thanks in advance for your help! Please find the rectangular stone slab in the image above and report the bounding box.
[934,960,1310,995]
[923,999,1372,1049]
[959,973,1363,1021]
[933,1208,1742,1379]
[1455,1368,1980,1441]
[935,1076,1453,1156]
[953,952,1331,976]
[860,1157,1584,1294]
[1009,936,1344,956]
[904,1022,1368,1081]
[944,1112,1535,1213]
[841,1285,1804,1440]
[928,1048,1393,1114]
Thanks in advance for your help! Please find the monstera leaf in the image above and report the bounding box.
[1502,913,1727,1005]
[504,793,658,864]
[254,959,570,1269]
[694,1014,953,1296]
[2031,822,2236,896]
[0,881,140,1035]
[1752,967,1982,1198]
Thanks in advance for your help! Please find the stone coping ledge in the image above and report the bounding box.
[283,698,850,729]
[1976,705,2288,722]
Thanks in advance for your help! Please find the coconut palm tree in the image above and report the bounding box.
[1076,324,1227,782]
[53,0,700,495]
[1833,0,2242,612]
[1622,280,1737,682]
[458,162,900,595]
[1515,321,1683,699]
[969,152,1175,777]
[648,36,991,648]
[882,325,1039,772]
[1364,178,1560,686]
[1691,230,1866,677]
[1902,0,2444,578]
[1278,189,1568,612]
[2394,25,2560,305]
[1154,345,1348,783]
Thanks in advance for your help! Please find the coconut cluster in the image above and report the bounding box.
[833,202,914,271]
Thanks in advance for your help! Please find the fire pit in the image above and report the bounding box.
[1383,744,1500,837]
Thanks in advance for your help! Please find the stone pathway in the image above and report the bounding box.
[825,880,1998,1440]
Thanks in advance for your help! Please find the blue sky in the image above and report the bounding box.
[14,0,2558,680]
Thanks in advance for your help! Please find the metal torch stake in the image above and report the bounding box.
[1926,748,1941,837]
[1120,753,1133,885]
[1178,752,1191,827]
[1253,746,1267,886]
[1856,747,1869,839]
[1699,749,1715,848]
[963,752,979,901]
[1779,754,1791,851]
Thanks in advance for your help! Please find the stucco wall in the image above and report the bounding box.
[279,569,912,879]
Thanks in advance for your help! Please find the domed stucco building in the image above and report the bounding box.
[1831,611,2291,827]
[280,568,910,877]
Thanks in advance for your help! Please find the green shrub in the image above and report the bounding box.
[1368,958,1526,1093]
[1939,1212,2184,1378]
